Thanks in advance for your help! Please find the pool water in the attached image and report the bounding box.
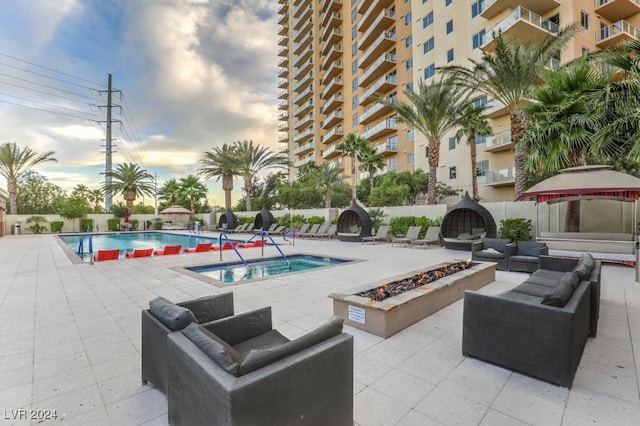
[59,232,240,261]
[187,254,351,283]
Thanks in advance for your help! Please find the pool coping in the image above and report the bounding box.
[172,252,364,287]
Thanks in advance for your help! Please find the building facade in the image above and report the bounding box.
[277,0,640,202]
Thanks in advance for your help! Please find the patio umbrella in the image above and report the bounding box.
[160,205,193,215]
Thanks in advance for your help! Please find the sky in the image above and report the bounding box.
[0,0,280,207]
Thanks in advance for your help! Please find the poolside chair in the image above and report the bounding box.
[310,224,329,238]
[154,244,182,256]
[211,241,240,251]
[300,224,320,238]
[362,225,390,244]
[297,223,310,235]
[270,225,286,236]
[320,224,337,239]
[93,249,120,261]
[125,248,154,258]
[410,226,442,248]
[238,239,266,248]
[391,226,421,247]
[184,242,213,253]
[229,223,249,234]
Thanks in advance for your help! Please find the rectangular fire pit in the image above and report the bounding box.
[329,261,495,338]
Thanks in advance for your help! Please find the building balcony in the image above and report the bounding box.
[293,85,314,105]
[293,127,315,143]
[278,111,288,121]
[278,89,288,100]
[481,0,560,20]
[321,45,343,70]
[278,134,289,143]
[293,45,313,68]
[293,28,313,49]
[320,93,344,114]
[321,60,344,84]
[278,35,288,46]
[321,28,343,54]
[322,144,342,159]
[293,72,313,92]
[293,154,316,168]
[357,0,393,17]
[321,125,344,144]
[278,67,289,78]
[293,58,313,80]
[321,0,342,15]
[278,12,288,26]
[360,53,397,86]
[293,4,312,23]
[485,167,515,186]
[361,118,397,140]
[278,56,289,68]
[321,76,343,100]
[360,73,397,106]
[358,9,395,48]
[482,6,558,52]
[278,122,289,132]
[321,109,344,129]
[294,114,314,130]
[485,98,508,118]
[278,101,288,111]
[278,24,288,36]
[321,11,343,32]
[278,78,288,89]
[293,141,314,155]
[278,145,290,154]
[484,129,514,152]
[278,45,289,56]
[293,99,314,117]
[595,0,640,21]
[278,0,286,4]
[293,24,313,44]
[596,20,640,48]
[278,1,288,14]
[359,31,396,69]
[359,100,393,125]
[375,139,398,156]
[329,158,344,169]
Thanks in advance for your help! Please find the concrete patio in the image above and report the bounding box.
[1,232,639,425]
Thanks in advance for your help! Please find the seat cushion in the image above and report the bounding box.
[541,273,576,307]
[182,323,242,375]
[477,249,505,259]
[482,238,512,252]
[511,282,552,298]
[499,291,544,305]
[238,316,344,376]
[531,269,565,282]
[510,255,538,264]
[149,296,197,331]
[232,329,290,359]
[573,252,595,281]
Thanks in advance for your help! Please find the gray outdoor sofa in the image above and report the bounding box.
[462,253,601,387]
[167,306,354,425]
[141,292,234,394]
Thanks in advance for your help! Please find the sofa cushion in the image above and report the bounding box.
[510,255,538,264]
[516,242,544,257]
[457,232,476,240]
[531,269,565,282]
[522,274,558,288]
[478,249,505,259]
[232,329,290,359]
[541,273,576,307]
[511,282,552,298]
[149,296,197,331]
[499,291,544,305]
[238,316,343,376]
[482,238,512,252]
[560,271,580,290]
[182,323,241,375]
[573,253,595,281]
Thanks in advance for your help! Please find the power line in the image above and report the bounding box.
[0,52,103,86]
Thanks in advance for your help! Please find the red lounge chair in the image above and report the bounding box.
[154,244,182,256]
[93,249,120,261]
[211,241,239,251]
[184,242,213,253]
[238,239,265,248]
[125,248,154,258]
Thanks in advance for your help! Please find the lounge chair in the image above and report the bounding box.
[270,225,286,236]
[391,226,422,247]
[410,226,442,248]
[297,223,310,235]
[310,224,329,238]
[300,224,320,238]
[238,239,266,248]
[125,248,154,258]
[154,245,182,256]
[184,242,213,253]
[362,225,390,244]
[93,249,120,261]
[211,241,240,251]
[320,224,337,239]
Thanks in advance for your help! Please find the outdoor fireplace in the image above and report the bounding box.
[329,261,495,338]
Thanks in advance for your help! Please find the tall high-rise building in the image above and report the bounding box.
[277,0,640,202]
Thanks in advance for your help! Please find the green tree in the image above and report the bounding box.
[357,143,385,195]
[0,142,57,214]
[337,133,368,201]
[15,170,65,214]
[56,196,91,232]
[178,175,207,213]
[26,214,48,233]
[199,143,239,211]
[101,163,155,214]
[440,25,578,199]
[396,170,430,205]
[376,76,470,205]
[303,162,345,208]
[231,140,290,211]
[88,189,104,213]
[369,175,409,207]
[455,103,492,201]
[157,179,181,206]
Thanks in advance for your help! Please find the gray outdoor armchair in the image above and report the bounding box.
[167,306,354,426]
[471,238,515,271]
[141,292,234,394]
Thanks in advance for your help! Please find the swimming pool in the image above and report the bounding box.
[186,254,352,283]
[58,232,241,261]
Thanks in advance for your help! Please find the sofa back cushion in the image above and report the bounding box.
[541,272,578,307]
[182,323,241,375]
[573,252,595,281]
[516,242,545,257]
[238,316,344,376]
[149,296,197,331]
[482,238,512,253]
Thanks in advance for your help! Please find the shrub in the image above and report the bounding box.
[107,218,120,231]
[367,207,386,232]
[152,218,163,230]
[389,216,443,238]
[306,215,325,225]
[50,221,64,233]
[81,218,94,232]
[499,218,532,242]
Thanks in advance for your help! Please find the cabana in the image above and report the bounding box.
[254,206,276,231]
[441,192,497,250]
[218,209,238,231]
[336,200,372,242]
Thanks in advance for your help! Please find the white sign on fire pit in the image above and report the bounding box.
[348,305,365,324]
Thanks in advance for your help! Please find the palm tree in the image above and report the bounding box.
[455,103,492,201]
[0,142,56,214]
[357,143,385,194]
[178,175,208,213]
[440,25,578,199]
[303,162,345,208]
[198,143,239,211]
[88,189,104,213]
[376,76,470,204]
[71,184,91,200]
[336,133,368,200]
[100,163,155,214]
[521,56,612,231]
[158,179,181,206]
[231,140,290,211]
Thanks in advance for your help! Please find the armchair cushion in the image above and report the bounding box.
[542,272,577,307]
[182,323,241,375]
[573,253,595,281]
[149,296,197,331]
[516,242,545,257]
[482,238,512,252]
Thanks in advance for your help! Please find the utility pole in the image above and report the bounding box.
[99,74,121,212]
[154,173,158,215]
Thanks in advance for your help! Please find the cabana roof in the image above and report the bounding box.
[517,165,640,204]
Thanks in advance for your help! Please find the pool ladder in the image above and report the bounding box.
[249,230,291,269]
